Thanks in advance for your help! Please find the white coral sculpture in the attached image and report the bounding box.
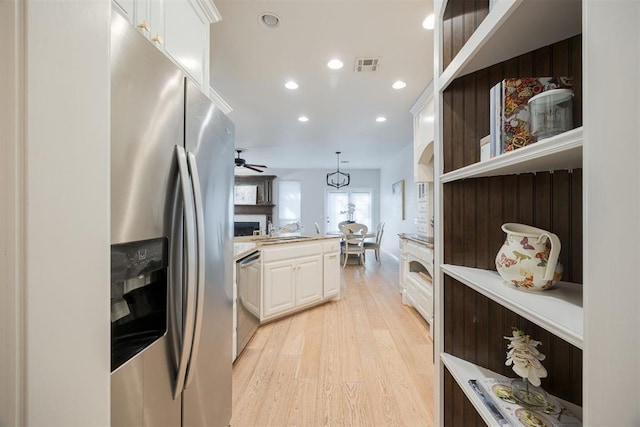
[504,328,548,387]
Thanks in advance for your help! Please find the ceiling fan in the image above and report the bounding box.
[234,149,267,173]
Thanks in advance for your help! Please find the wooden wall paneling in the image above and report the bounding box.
[552,170,572,283]
[475,68,490,161]
[451,183,466,265]
[463,0,476,47]
[444,368,485,427]
[462,284,477,362]
[516,174,535,226]
[475,286,490,368]
[463,179,477,267]
[443,276,454,354]
[570,170,583,282]
[552,38,570,76]
[474,178,490,270]
[451,81,465,171]
[443,367,454,425]
[451,0,465,69]
[534,172,553,232]
[450,279,466,357]
[442,3,453,70]
[487,178,504,269]
[502,175,518,228]
[443,184,453,264]
[532,44,552,76]
[463,74,477,167]
[486,293,506,373]
[443,88,454,173]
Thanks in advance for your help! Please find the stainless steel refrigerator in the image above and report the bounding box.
[110,11,234,427]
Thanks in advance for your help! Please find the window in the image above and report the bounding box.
[278,180,301,227]
[326,189,372,233]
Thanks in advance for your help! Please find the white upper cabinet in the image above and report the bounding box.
[112,0,221,91]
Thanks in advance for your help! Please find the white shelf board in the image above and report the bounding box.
[441,264,583,349]
[441,353,583,425]
[438,0,582,91]
[440,127,582,183]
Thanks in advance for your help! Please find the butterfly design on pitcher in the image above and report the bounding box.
[520,237,535,250]
[497,253,517,268]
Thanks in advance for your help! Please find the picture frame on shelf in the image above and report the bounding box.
[234,185,257,205]
[392,180,405,220]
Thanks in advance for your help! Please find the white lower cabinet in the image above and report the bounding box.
[400,236,434,334]
[260,239,340,322]
[323,252,340,297]
[262,260,296,319]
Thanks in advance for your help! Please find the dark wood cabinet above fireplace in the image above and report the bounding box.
[234,175,276,223]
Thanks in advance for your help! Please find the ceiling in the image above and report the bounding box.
[209,0,434,171]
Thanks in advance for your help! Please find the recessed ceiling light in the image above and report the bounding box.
[298,116,309,122]
[327,59,344,70]
[422,14,435,30]
[392,80,407,90]
[285,80,298,90]
[376,116,387,123]
[258,13,280,29]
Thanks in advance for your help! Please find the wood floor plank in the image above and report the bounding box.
[231,252,435,426]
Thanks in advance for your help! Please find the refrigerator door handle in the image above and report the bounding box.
[184,152,206,388]
[173,145,198,399]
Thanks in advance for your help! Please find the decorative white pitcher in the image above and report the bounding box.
[495,223,562,291]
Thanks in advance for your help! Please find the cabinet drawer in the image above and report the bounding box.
[261,242,322,262]
[322,239,340,253]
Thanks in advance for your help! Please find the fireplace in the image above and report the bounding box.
[234,221,260,237]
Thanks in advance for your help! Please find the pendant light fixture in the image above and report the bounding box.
[326,151,350,189]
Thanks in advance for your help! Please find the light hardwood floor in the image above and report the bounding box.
[231,252,435,426]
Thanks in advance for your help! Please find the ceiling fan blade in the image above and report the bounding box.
[244,165,264,173]
[246,163,267,169]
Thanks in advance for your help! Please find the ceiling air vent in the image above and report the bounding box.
[354,57,380,72]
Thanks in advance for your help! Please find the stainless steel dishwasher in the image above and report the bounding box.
[235,250,261,359]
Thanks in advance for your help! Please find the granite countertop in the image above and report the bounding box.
[234,234,340,260]
[398,233,434,248]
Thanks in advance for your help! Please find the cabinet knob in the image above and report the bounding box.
[151,34,164,45]
[137,20,150,32]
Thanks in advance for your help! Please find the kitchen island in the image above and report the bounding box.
[398,233,434,336]
[233,234,341,360]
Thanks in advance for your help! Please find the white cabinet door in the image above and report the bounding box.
[295,255,323,306]
[262,260,295,319]
[164,0,205,85]
[323,252,340,298]
[113,0,135,22]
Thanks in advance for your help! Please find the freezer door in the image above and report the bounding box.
[182,78,235,427]
[110,11,184,245]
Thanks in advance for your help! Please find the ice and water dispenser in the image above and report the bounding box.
[110,237,168,372]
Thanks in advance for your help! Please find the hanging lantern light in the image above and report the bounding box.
[326,151,350,189]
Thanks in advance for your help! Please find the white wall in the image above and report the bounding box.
[0,1,111,425]
[265,168,381,233]
[379,142,417,260]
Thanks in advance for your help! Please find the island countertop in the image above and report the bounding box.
[233,234,340,260]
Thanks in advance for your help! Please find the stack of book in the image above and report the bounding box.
[488,77,573,159]
[469,378,581,427]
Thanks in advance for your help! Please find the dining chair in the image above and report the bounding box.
[364,222,385,262]
[340,223,368,268]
